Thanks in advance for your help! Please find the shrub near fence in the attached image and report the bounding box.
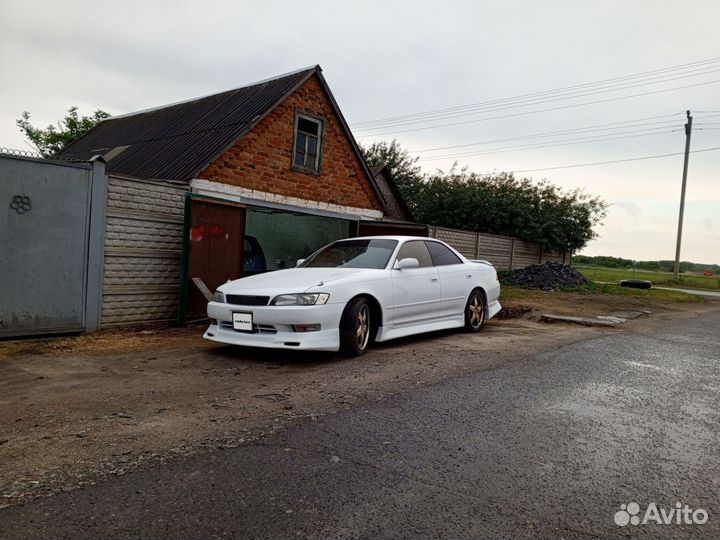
[428,226,570,271]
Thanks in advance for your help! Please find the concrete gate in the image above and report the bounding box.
[0,153,107,337]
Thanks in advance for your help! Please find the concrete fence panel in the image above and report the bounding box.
[429,226,478,258]
[429,226,570,271]
[511,239,543,270]
[101,175,188,325]
[476,233,514,270]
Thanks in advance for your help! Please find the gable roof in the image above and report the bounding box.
[58,66,384,202]
[369,164,413,222]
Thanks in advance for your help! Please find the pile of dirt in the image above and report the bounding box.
[504,261,588,291]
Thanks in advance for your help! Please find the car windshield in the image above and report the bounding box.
[300,239,398,269]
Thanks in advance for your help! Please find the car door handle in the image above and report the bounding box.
[430,278,439,282]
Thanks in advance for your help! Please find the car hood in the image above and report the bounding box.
[219,268,369,295]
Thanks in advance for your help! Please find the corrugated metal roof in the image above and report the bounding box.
[58,67,317,180]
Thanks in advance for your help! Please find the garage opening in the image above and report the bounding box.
[180,199,368,324]
[357,219,427,237]
[244,208,355,272]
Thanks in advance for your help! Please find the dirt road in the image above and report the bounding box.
[0,294,709,508]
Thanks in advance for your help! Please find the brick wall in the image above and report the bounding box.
[199,74,382,212]
[101,176,188,325]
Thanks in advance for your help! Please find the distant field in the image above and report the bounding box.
[574,265,720,290]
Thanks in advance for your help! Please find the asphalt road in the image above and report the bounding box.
[655,286,720,299]
[2,308,720,539]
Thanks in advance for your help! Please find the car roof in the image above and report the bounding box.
[343,235,443,242]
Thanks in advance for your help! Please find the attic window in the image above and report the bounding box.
[292,113,324,174]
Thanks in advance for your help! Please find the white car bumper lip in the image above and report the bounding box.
[204,301,345,351]
[204,324,340,351]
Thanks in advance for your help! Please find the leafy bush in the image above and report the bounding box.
[362,140,607,253]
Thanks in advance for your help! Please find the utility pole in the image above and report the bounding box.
[673,110,693,281]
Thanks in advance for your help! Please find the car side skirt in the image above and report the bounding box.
[375,314,464,342]
[376,300,502,343]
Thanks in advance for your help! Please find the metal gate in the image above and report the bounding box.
[0,154,107,337]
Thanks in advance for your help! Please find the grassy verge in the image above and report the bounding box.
[581,283,703,302]
[500,283,703,308]
[574,265,720,290]
[500,283,705,317]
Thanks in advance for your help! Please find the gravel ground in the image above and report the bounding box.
[0,294,710,509]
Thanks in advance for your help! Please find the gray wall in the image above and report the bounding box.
[429,226,570,270]
[0,154,106,337]
[101,175,188,325]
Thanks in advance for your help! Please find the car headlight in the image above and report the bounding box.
[212,290,225,303]
[270,293,330,306]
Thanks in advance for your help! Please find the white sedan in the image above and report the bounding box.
[204,236,501,356]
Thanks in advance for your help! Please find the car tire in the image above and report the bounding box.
[620,279,652,289]
[464,289,486,332]
[339,297,371,357]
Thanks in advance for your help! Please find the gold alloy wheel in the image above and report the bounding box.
[356,305,370,350]
[469,294,485,328]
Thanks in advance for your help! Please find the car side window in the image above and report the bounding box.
[425,241,463,266]
[395,241,433,267]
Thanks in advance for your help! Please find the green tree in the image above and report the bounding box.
[360,139,424,205]
[362,139,607,253]
[17,106,110,157]
[409,166,607,253]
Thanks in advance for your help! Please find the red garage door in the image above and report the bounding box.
[185,198,245,321]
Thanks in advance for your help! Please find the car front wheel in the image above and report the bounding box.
[464,290,486,332]
[340,297,371,356]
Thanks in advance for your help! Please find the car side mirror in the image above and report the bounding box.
[395,257,419,270]
[296,259,306,267]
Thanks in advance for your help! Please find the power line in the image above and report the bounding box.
[410,113,720,154]
[356,79,720,137]
[409,114,682,153]
[418,129,678,161]
[353,56,720,127]
[355,65,720,130]
[475,146,720,175]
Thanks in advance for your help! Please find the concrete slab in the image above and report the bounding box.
[540,314,619,327]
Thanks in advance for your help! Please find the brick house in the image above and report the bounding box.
[59,65,424,324]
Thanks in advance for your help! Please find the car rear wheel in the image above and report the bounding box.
[340,297,371,356]
[464,289,486,332]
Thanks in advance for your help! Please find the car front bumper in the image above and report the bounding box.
[203,301,344,351]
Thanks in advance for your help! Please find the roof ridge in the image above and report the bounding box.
[108,65,319,121]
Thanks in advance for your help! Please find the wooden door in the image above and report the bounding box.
[186,199,245,321]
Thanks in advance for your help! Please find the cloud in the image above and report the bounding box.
[701,218,715,234]
[1,0,718,262]
[612,201,642,219]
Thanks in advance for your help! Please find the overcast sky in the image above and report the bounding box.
[1,0,718,263]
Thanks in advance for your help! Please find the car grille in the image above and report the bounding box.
[225,294,270,306]
[219,322,277,334]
